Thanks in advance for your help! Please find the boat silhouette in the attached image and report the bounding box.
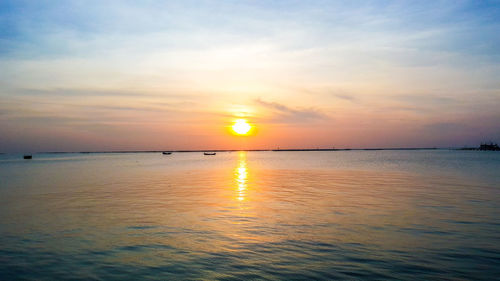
[204,152,216,156]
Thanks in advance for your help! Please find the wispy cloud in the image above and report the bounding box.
[255,98,329,124]
[332,93,357,102]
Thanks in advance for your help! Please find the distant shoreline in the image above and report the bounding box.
[3,147,499,155]
[1,147,454,154]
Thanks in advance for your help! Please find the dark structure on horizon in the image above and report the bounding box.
[479,142,500,151]
[461,142,500,151]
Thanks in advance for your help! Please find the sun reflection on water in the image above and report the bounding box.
[235,151,248,201]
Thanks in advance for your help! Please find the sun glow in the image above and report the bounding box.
[231,119,252,135]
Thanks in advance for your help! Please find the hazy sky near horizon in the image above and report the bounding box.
[1,0,499,152]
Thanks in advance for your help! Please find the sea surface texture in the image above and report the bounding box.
[0,150,499,280]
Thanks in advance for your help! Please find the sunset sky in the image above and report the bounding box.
[1,1,499,152]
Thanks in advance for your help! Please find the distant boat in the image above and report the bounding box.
[204,152,216,156]
[23,155,32,159]
[162,152,172,155]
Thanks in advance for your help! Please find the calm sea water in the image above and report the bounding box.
[0,150,499,280]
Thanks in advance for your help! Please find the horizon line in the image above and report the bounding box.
[1,147,473,154]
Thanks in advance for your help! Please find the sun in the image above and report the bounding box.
[231,119,252,135]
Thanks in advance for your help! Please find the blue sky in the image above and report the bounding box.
[1,1,499,152]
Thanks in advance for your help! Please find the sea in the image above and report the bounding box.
[0,150,499,280]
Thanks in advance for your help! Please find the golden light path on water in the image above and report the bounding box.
[234,151,248,201]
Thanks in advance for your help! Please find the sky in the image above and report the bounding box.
[1,0,499,152]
